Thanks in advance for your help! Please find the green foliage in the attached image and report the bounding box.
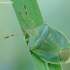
[11,0,44,29]
[31,52,48,70]
[48,63,62,70]
[11,0,70,70]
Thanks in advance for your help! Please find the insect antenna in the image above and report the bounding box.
[4,33,23,39]
[4,26,31,39]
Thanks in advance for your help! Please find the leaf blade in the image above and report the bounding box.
[11,0,44,29]
[48,63,62,70]
[31,52,49,70]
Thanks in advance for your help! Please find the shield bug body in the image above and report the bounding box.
[22,23,70,64]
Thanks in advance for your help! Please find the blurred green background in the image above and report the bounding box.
[0,0,70,70]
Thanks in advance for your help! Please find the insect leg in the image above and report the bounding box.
[19,12,28,20]
[20,26,31,37]
[24,4,36,28]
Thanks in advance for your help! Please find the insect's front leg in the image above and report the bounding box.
[20,26,30,44]
[19,12,29,21]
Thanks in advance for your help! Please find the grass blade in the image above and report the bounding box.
[31,52,49,70]
[48,63,62,70]
[11,0,44,29]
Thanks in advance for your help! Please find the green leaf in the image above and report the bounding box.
[11,0,44,29]
[28,24,70,64]
[31,52,49,70]
[48,63,62,70]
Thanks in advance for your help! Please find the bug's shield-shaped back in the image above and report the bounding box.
[28,24,49,50]
[27,24,70,64]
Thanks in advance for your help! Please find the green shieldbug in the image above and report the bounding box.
[21,23,70,64]
[5,4,70,64]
